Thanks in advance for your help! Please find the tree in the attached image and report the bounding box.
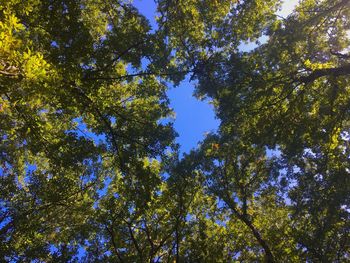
[184,0,350,261]
[1,0,175,261]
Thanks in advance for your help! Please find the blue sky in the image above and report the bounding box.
[167,80,219,153]
[134,0,219,153]
[134,0,297,153]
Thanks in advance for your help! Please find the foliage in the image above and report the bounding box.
[0,0,349,262]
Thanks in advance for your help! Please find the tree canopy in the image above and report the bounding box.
[0,0,349,262]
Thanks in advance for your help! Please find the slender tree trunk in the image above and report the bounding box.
[221,192,275,262]
[237,214,275,263]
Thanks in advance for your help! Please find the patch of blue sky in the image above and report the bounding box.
[48,244,59,256]
[168,77,220,154]
[134,0,158,32]
[70,117,106,145]
[277,0,298,18]
[76,245,87,260]
[0,207,11,234]
[239,0,298,52]
[96,176,112,198]
[50,41,59,48]
[266,145,282,158]
[23,163,37,185]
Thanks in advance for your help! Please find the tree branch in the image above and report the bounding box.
[216,190,275,263]
[82,70,191,81]
[297,63,350,85]
[330,50,350,60]
[105,225,125,262]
